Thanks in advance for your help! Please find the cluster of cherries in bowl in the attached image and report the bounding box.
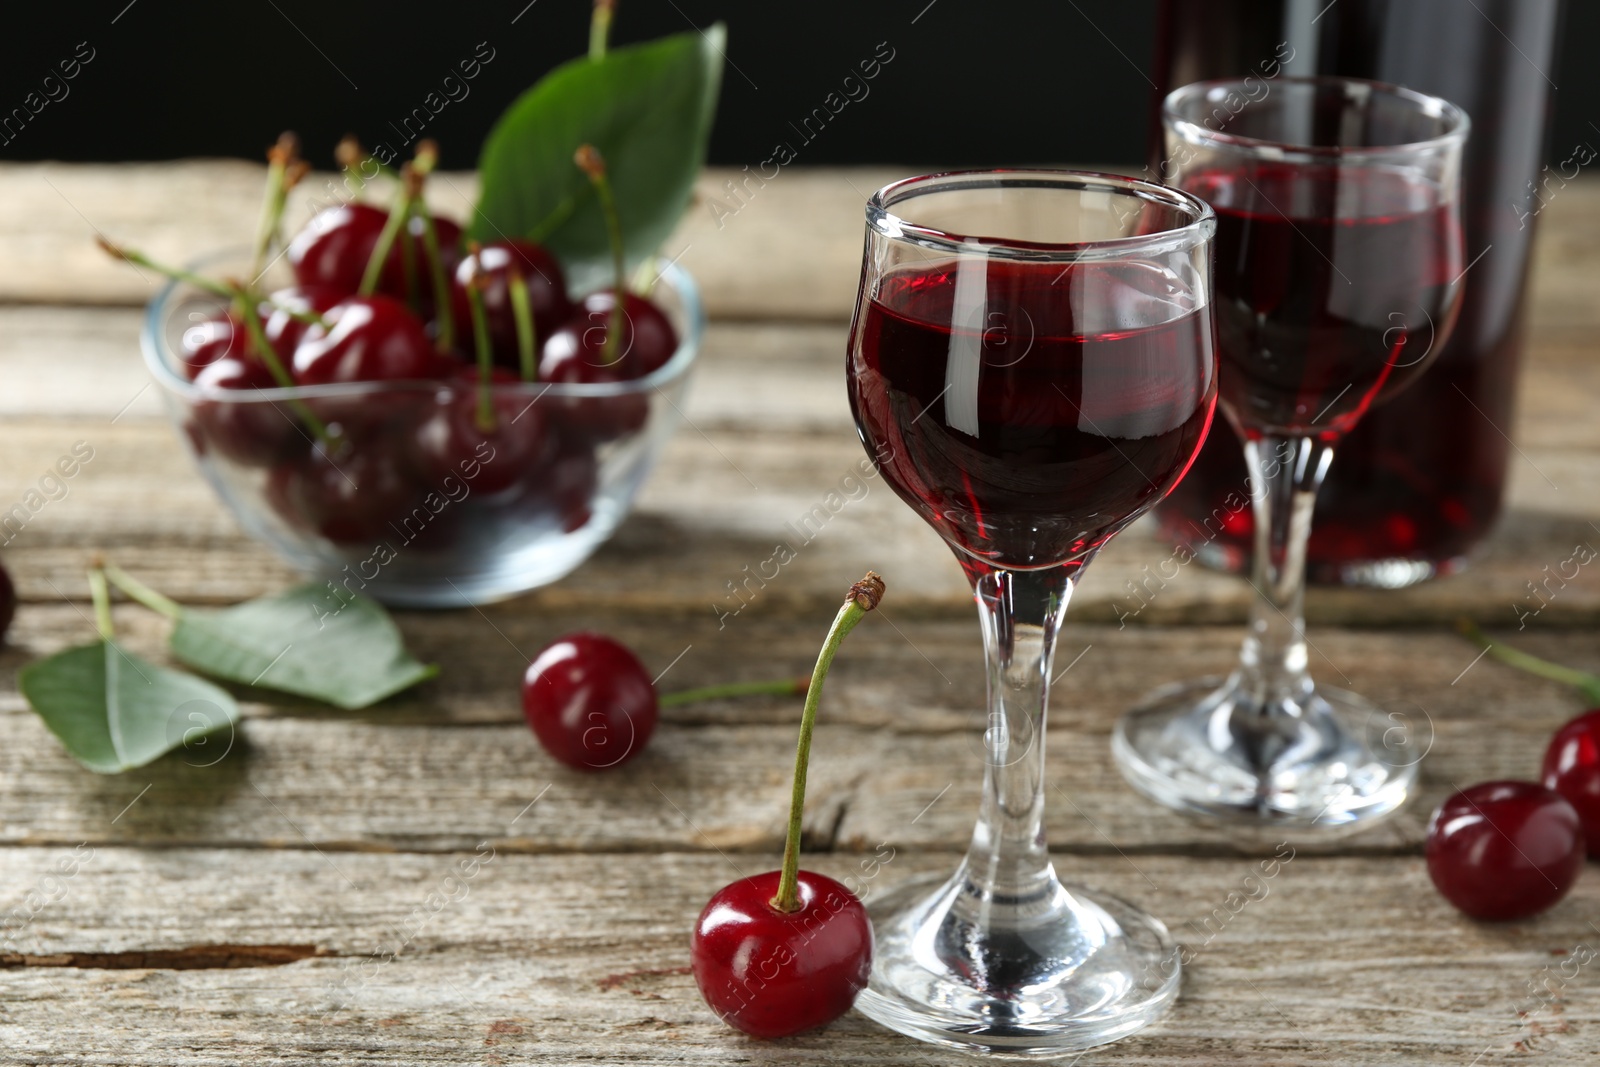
[1426,707,1599,921]
[171,151,677,550]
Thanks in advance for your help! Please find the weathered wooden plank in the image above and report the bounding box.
[1,606,1591,856]
[0,848,1594,1065]
[1,161,1597,329]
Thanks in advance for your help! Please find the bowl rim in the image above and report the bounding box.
[140,248,706,402]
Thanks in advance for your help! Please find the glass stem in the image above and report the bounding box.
[964,565,1077,904]
[1236,435,1336,712]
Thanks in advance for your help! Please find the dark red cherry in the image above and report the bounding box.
[411,366,554,495]
[0,559,14,646]
[287,203,463,305]
[557,289,679,379]
[452,239,571,367]
[538,440,598,533]
[292,295,450,386]
[521,632,656,771]
[1543,709,1600,859]
[691,870,872,1038]
[1425,781,1585,921]
[288,202,390,297]
[190,357,309,468]
[179,313,246,377]
[538,321,651,442]
[276,436,421,546]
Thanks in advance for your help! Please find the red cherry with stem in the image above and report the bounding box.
[260,285,344,360]
[562,289,679,379]
[692,573,885,1038]
[522,633,658,771]
[288,202,390,297]
[292,295,451,385]
[453,239,571,367]
[1543,709,1600,859]
[1425,781,1585,921]
[412,365,555,495]
[190,356,311,468]
[538,320,651,442]
[180,313,246,377]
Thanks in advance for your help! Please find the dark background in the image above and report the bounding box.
[1,1,1594,169]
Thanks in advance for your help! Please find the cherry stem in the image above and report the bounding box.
[87,559,114,643]
[359,167,414,297]
[335,135,398,197]
[229,289,334,445]
[412,199,455,352]
[102,563,184,620]
[250,132,300,281]
[589,0,614,60]
[574,144,627,365]
[97,238,233,300]
[772,571,885,914]
[464,267,497,434]
[1458,619,1600,705]
[508,265,538,382]
[658,676,810,708]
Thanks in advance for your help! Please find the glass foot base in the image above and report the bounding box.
[1112,675,1420,829]
[856,869,1180,1057]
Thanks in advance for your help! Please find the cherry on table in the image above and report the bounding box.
[190,356,310,468]
[692,870,872,1039]
[1425,780,1585,921]
[452,239,572,367]
[1543,709,1600,859]
[521,632,657,771]
[411,365,555,495]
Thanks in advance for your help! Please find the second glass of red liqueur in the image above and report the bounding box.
[1113,77,1468,828]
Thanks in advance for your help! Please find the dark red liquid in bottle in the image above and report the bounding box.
[1152,0,1565,585]
[847,260,1217,577]
[1190,165,1462,437]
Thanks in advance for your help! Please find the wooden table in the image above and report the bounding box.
[1,163,1598,1064]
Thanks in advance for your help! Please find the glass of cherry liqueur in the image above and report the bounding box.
[847,172,1217,1054]
[1114,78,1468,828]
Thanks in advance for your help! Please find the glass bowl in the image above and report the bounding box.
[140,253,704,607]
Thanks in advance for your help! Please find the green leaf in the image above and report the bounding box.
[471,25,725,291]
[169,585,437,710]
[18,642,239,774]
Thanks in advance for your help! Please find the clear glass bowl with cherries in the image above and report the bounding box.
[133,152,702,608]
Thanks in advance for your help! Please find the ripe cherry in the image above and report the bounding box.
[522,633,657,771]
[190,357,310,468]
[287,202,463,305]
[260,285,345,359]
[538,312,653,442]
[691,573,884,1038]
[179,313,245,377]
[275,435,421,546]
[1543,709,1600,859]
[548,290,678,380]
[1425,781,1585,921]
[411,366,555,495]
[292,295,449,386]
[452,239,572,367]
[692,871,873,1038]
[527,440,598,533]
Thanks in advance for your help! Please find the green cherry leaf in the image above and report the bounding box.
[471,24,725,291]
[18,641,239,774]
[168,584,437,710]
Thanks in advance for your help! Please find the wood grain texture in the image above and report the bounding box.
[0,848,1594,1065]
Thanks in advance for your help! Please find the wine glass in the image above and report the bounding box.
[1113,77,1469,827]
[846,171,1218,1055]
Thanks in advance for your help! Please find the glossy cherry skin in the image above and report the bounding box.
[179,313,245,377]
[691,870,872,1038]
[287,202,463,304]
[190,357,310,468]
[260,285,345,359]
[411,366,554,495]
[0,559,14,646]
[1543,709,1600,859]
[274,435,422,546]
[292,295,449,386]
[1425,781,1585,921]
[551,289,678,379]
[452,239,572,367]
[521,633,656,771]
